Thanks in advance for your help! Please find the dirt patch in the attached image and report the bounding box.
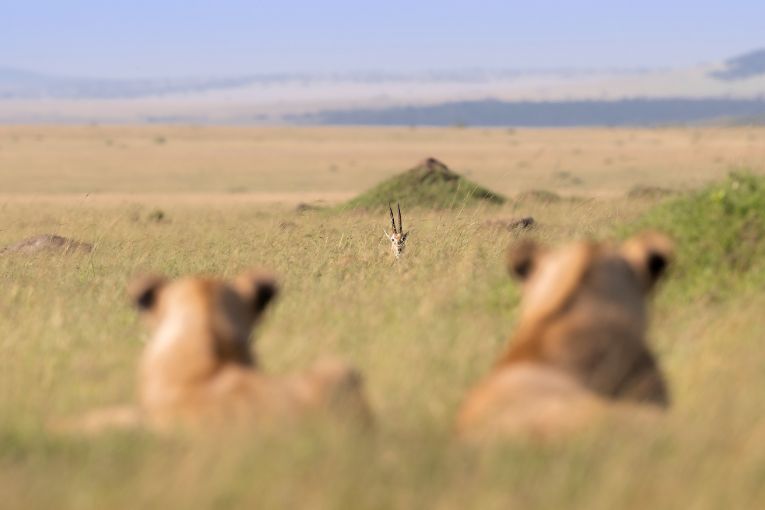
[1,234,93,255]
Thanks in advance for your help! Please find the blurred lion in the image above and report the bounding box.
[65,270,372,434]
[456,231,674,441]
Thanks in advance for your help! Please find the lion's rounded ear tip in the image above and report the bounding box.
[241,268,279,286]
[506,240,538,279]
[239,270,279,313]
[127,273,166,310]
[647,251,668,279]
[258,275,280,298]
[127,272,157,292]
[237,269,280,301]
[637,230,675,259]
[624,231,674,285]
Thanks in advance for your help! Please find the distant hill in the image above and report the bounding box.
[2,47,765,124]
[0,67,258,99]
[344,158,505,210]
[711,49,765,80]
[0,67,614,100]
[295,98,765,127]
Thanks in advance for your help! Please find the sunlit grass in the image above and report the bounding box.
[2,125,765,508]
[1,187,765,508]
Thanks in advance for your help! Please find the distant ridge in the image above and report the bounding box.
[344,157,505,210]
[4,47,765,124]
[295,97,765,127]
[0,67,258,99]
[711,49,765,80]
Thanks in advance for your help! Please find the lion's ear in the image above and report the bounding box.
[128,274,166,311]
[621,231,674,290]
[234,271,280,315]
[507,240,541,281]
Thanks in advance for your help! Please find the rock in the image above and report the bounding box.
[295,202,320,213]
[509,217,535,229]
[484,217,535,231]
[415,157,459,182]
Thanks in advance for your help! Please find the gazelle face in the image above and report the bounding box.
[389,232,407,258]
[385,202,409,259]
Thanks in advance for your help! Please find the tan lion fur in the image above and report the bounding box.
[63,271,371,434]
[457,231,673,440]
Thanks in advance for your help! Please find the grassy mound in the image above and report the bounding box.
[627,172,765,296]
[344,158,505,209]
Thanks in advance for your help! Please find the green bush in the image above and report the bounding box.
[343,158,505,210]
[627,172,765,298]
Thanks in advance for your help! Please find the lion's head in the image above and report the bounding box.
[501,231,674,404]
[129,271,277,372]
[126,270,370,431]
[457,232,674,440]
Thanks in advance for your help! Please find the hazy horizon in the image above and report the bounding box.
[4,1,765,79]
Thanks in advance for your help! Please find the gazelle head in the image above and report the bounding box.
[383,202,409,259]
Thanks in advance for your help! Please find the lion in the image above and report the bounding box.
[65,270,372,434]
[456,231,674,440]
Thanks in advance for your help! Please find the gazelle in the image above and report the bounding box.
[384,202,409,259]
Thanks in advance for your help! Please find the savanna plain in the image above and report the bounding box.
[2,125,765,509]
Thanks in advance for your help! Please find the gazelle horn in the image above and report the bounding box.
[398,202,403,234]
[389,203,397,234]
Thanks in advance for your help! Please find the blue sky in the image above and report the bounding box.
[3,0,764,78]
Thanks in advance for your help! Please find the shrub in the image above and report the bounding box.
[343,158,505,210]
[626,172,765,297]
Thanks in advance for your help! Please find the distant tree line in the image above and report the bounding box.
[293,98,765,127]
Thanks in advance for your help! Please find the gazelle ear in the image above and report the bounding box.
[402,232,409,242]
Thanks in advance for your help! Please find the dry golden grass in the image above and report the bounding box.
[1,125,764,199]
[1,126,765,509]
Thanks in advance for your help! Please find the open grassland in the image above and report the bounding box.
[2,127,765,509]
[1,125,764,198]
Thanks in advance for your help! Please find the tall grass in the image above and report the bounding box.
[1,188,765,508]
